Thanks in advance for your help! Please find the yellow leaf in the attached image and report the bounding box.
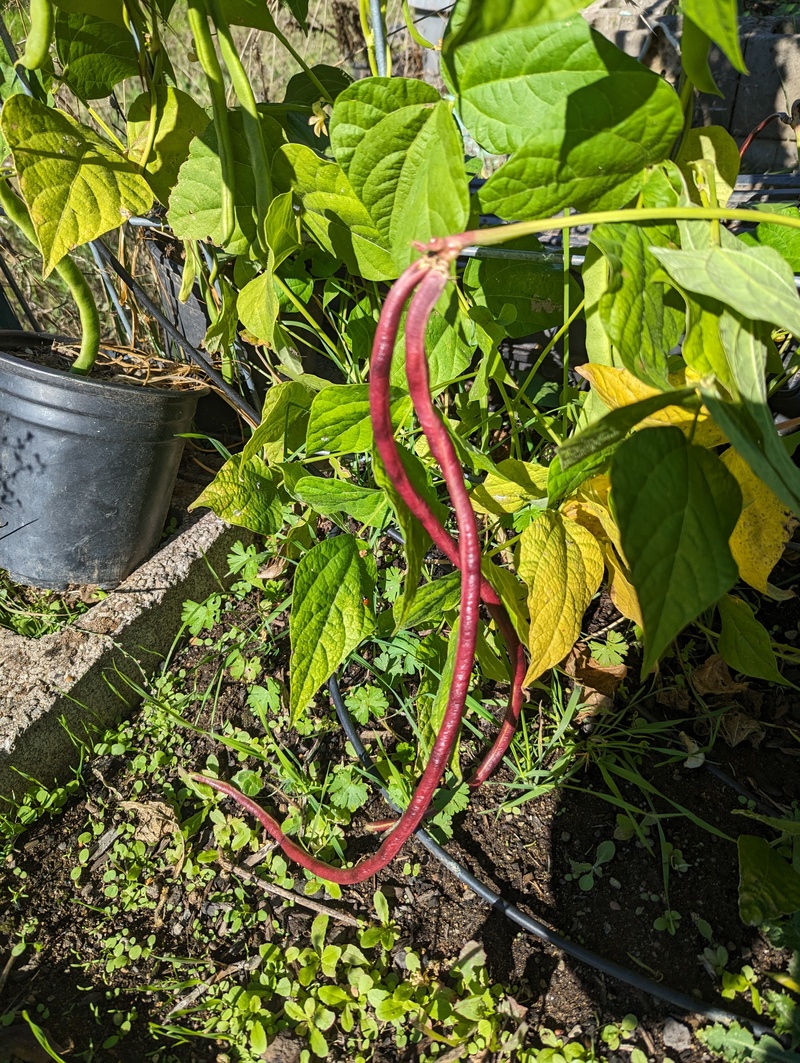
[563,477,625,555]
[518,511,604,685]
[470,458,548,515]
[482,560,530,645]
[603,543,643,626]
[562,485,640,621]
[721,447,798,599]
[575,363,726,448]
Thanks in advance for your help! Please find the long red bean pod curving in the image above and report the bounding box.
[369,256,526,786]
[196,260,482,883]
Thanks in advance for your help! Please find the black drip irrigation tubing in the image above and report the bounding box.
[326,674,776,1036]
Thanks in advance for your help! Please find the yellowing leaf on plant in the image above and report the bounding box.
[561,497,623,555]
[721,446,798,599]
[602,542,643,627]
[470,458,548,515]
[1,94,153,275]
[575,363,726,447]
[518,511,604,685]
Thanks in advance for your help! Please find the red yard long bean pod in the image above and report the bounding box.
[368,253,526,787]
[195,263,481,884]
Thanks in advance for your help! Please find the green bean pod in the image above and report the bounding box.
[207,0,272,257]
[0,178,100,372]
[18,0,54,71]
[186,0,236,248]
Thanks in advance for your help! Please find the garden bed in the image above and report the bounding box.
[2,541,798,1062]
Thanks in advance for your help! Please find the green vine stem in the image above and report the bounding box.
[187,0,236,248]
[0,177,100,373]
[424,205,800,259]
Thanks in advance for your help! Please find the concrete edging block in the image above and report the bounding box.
[0,511,246,800]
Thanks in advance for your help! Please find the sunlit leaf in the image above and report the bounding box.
[289,536,375,721]
[611,427,741,673]
[1,94,153,274]
[518,510,604,685]
[721,446,798,598]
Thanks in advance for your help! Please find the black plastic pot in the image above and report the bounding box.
[0,333,205,589]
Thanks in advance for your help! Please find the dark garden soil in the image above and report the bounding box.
[1,572,800,1062]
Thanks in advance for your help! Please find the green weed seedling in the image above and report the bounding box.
[721,964,763,1015]
[565,840,616,892]
[587,631,629,667]
[698,1021,799,1063]
[600,1013,639,1051]
[653,908,682,935]
[531,1026,597,1062]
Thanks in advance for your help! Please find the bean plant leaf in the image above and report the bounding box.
[237,267,280,348]
[482,561,530,646]
[444,18,677,156]
[169,110,284,257]
[243,380,314,464]
[1,94,153,275]
[721,446,799,598]
[718,596,785,685]
[680,16,720,96]
[273,143,395,280]
[462,242,580,339]
[681,0,746,74]
[591,222,685,387]
[576,364,726,448]
[265,190,300,268]
[289,535,376,722]
[738,205,800,271]
[479,104,682,221]
[330,77,469,270]
[55,10,139,100]
[450,17,682,218]
[373,445,445,629]
[558,388,698,469]
[444,0,585,49]
[283,65,352,107]
[676,126,739,206]
[682,292,733,390]
[217,0,280,29]
[652,243,800,340]
[291,477,388,526]
[701,388,800,516]
[518,510,604,685]
[189,453,283,535]
[547,450,613,505]
[127,86,210,206]
[738,835,800,926]
[51,0,127,26]
[395,572,462,632]
[306,384,411,454]
[470,458,548,515]
[610,427,741,674]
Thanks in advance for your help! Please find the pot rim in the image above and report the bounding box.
[0,331,210,400]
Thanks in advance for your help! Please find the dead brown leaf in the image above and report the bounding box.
[258,557,287,581]
[565,643,627,697]
[720,710,765,748]
[656,686,692,713]
[692,654,749,696]
[119,800,186,875]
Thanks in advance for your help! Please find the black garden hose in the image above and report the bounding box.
[326,672,776,1038]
